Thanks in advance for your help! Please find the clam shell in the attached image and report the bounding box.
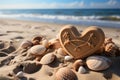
[64,55,73,61]
[78,66,87,74]
[73,59,84,71]
[20,40,32,49]
[40,53,55,64]
[86,56,111,71]
[55,67,77,80]
[30,45,46,55]
[41,39,49,48]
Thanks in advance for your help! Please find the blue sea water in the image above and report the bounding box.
[0,9,120,28]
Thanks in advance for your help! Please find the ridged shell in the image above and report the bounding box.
[78,66,87,74]
[40,53,55,64]
[30,45,46,55]
[41,39,49,48]
[86,56,111,71]
[55,67,77,80]
[64,55,73,61]
[49,38,61,49]
[20,40,32,49]
[73,59,84,71]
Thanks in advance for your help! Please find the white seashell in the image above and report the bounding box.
[20,40,32,49]
[30,45,46,55]
[16,71,24,78]
[64,55,73,61]
[86,56,112,71]
[41,39,49,48]
[73,59,84,71]
[40,53,55,64]
[78,66,87,74]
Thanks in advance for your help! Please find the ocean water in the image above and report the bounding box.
[0,9,120,28]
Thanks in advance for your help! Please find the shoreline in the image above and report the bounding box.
[0,18,120,80]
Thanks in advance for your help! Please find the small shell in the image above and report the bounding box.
[86,56,112,71]
[55,67,77,80]
[105,43,119,57]
[73,59,84,71]
[78,66,87,74]
[41,39,49,48]
[30,45,46,55]
[49,38,61,49]
[16,71,24,78]
[32,36,43,42]
[64,55,73,61]
[57,48,67,56]
[40,53,55,64]
[32,40,40,45]
[20,40,32,49]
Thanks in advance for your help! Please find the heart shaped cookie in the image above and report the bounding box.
[59,25,105,59]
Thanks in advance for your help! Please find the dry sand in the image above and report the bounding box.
[0,19,120,80]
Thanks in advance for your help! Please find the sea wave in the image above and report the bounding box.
[0,13,120,21]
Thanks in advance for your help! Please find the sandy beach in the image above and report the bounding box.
[0,19,120,80]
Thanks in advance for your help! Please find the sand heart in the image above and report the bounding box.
[59,25,105,59]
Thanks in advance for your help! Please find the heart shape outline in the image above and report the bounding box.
[59,25,105,59]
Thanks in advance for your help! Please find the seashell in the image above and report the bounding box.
[16,71,24,78]
[55,67,77,80]
[105,43,119,57]
[86,56,112,71]
[73,59,84,71]
[32,40,40,45]
[30,45,46,56]
[57,48,67,56]
[78,66,87,74]
[41,39,49,48]
[20,40,32,49]
[64,55,73,61]
[32,36,43,42]
[22,61,41,74]
[49,38,61,49]
[40,53,55,65]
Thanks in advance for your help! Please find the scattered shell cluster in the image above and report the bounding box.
[4,26,120,80]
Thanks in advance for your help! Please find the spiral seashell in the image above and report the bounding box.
[30,45,46,56]
[40,53,55,65]
[41,39,49,48]
[49,38,61,49]
[86,56,112,71]
[72,59,84,71]
[20,40,32,49]
[55,67,77,80]
[78,66,87,74]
